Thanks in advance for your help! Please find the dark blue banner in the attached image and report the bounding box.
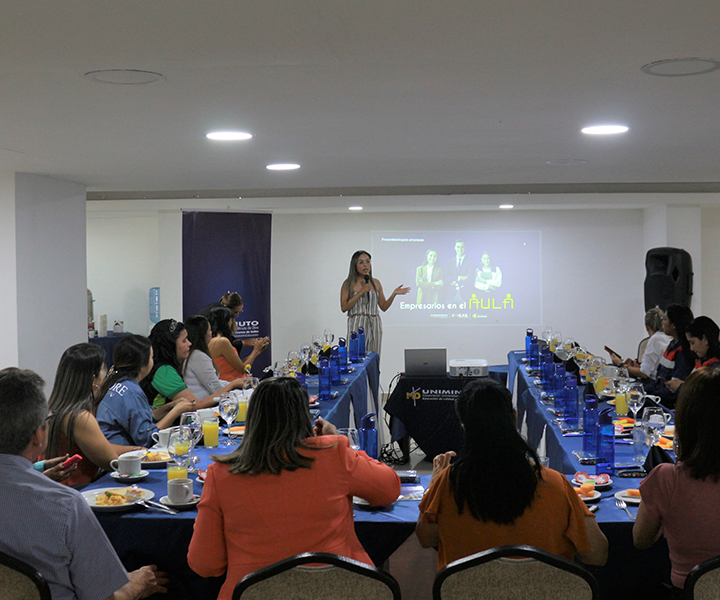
[182,212,272,375]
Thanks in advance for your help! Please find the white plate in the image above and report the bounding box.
[308,402,320,409]
[109,470,149,483]
[577,490,601,503]
[82,487,155,512]
[615,490,642,505]
[222,426,245,437]
[572,477,613,490]
[663,426,675,438]
[141,451,171,469]
[159,495,201,510]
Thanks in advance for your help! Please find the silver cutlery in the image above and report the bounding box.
[615,497,635,520]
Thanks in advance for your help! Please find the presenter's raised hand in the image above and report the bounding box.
[393,284,410,296]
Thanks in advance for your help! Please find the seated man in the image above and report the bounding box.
[0,367,166,600]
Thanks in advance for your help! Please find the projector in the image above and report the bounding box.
[449,359,489,377]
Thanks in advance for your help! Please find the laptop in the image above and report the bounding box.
[404,348,447,377]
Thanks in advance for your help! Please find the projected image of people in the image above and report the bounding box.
[445,240,475,303]
[474,252,502,292]
[415,249,444,304]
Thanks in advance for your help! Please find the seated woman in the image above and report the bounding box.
[634,367,720,591]
[198,292,268,352]
[686,316,720,371]
[183,315,244,399]
[208,306,268,381]
[187,377,400,600]
[643,304,695,409]
[610,307,671,380]
[46,343,137,486]
[416,378,607,569]
[141,319,232,418]
[97,334,193,447]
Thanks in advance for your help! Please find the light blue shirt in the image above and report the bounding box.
[0,453,129,600]
[96,378,158,447]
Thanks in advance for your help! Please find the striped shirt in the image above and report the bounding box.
[0,453,129,600]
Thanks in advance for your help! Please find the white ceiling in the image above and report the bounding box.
[3,0,720,207]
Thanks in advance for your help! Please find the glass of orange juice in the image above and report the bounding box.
[203,416,220,448]
[167,465,188,480]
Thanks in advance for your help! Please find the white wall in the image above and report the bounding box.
[15,173,86,385]
[701,207,720,320]
[0,173,18,368]
[87,211,161,336]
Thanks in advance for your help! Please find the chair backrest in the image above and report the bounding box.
[233,552,401,600]
[0,550,51,600]
[637,336,650,362]
[433,545,599,600]
[685,554,720,600]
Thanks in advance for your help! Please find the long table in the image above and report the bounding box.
[509,350,673,600]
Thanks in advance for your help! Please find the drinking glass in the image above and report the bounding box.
[338,428,361,451]
[168,428,192,470]
[218,396,240,445]
[287,351,302,375]
[541,326,552,342]
[549,331,562,353]
[300,344,312,369]
[323,329,335,348]
[627,383,645,422]
[642,406,668,446]
[179,412,203,472]
[573,346,588,367]
[202,416,220,448]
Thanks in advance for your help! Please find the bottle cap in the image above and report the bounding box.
[360,412,376,429]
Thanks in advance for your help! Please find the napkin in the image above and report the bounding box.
[643,445,675,473]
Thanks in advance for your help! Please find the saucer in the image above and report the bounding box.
[109,470,149,483]
[160,495,201,510]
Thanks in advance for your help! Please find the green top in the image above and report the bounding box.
[151,364,187,408]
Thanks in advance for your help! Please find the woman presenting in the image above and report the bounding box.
[340,250,410,357]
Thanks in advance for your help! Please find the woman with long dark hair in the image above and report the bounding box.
[340,250,410,358]
[46,343,136,486]
[644,304,695,408]
[207,307,268,381]
[188,377,400,600]
[183,315,244,398]
[634,367,720,591]
[685,316,720,370]
[97,334,192,447]
[416,378,607,569]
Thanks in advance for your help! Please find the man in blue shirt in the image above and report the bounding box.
[0,367,166,600]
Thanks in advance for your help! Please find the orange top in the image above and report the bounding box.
[187,435,401,600]
[419,466,593,569]
[213,354,244,381]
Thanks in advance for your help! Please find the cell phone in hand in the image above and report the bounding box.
[61,454,82,469]
[604,345,622,360]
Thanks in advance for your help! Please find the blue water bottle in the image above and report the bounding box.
[525,328,534,361]
[338,337,348,374]
[583,395,599,458]
[349,331,359,363]
[318,358,331,401]
[330,345,341,385]
[596,408,615,475]
[528,336,540,372]
[540,349,553,388]
[563,374,579,429]
[359,413,378,459]
[358,326,366,358]
[552,363,566,413]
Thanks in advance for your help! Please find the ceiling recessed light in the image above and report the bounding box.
[206,131,253,141]
[266,163,300,170]
[348,206,363,211]
[499,204,514,210]
[581,125,629,135]
[546,159,588,165]
[84,69,166,85]
[641,58,720,77]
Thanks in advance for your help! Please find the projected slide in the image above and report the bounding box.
[372,231,542,326]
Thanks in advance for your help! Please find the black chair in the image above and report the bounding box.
[685,554,720,600]
[433,545,599,600]
[232,552,401,600]
[0,549,51,600]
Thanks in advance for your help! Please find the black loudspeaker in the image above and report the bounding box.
[644,247,693,311]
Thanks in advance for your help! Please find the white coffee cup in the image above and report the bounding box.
[167,478,194,504]
[151,429,172,447]
[197,408,216,421]
[110,451,142,476]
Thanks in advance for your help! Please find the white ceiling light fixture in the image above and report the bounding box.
[641,58,720,77]
[266,163,300,170]
[84,69,166,85]
[546,159,588,165]
[206,131,253,141]
[348,206,363,211]
[499,204,514,209]
[581,125,629,135]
